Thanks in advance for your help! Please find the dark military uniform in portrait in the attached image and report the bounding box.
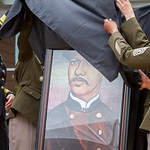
[45,93,119,150]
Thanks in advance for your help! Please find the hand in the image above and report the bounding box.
[116,0,135,20]
[138,69,150,91]
[104,19,118,35]
[5,94,15,112]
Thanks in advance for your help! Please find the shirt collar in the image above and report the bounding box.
[70,92,100,109]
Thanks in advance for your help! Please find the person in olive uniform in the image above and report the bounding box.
[0,55,15,150]
[104,0,150,69]
[8,15,44,150]
[45,51,119,150]
[104,0,150,149]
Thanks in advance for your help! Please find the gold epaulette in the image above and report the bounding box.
[0,14,7,26]
[4,88,10,98]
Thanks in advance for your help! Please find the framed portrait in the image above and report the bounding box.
[36,49,130,150]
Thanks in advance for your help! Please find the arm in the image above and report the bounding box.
[103,0,150,69]
[108,30,150,69]
[120,17,150,49]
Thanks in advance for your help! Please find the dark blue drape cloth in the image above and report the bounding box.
[25,0,121,81]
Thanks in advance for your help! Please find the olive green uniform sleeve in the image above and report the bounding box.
[108,17,150,69]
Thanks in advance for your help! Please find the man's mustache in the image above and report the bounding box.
[70,77,89,85]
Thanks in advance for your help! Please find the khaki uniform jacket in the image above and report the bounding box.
[9,26,44,126]
[108,17,150,132]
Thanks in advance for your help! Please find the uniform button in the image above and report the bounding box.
[1,86,4,89]
[98,130,103,136]
[39,76,43,82]
[1,62,3,65]
[96,113,102,118]
[1,78,4,81]
[12,74,15,79]
[29,92,33,95]
[2,70,5,73]
[69,114,75,120]
[97,148,102,150]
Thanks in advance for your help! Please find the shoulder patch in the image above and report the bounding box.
[132,47,148,56]
[115,41,121,55]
